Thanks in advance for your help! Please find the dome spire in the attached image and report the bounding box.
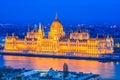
[55,12,58,21]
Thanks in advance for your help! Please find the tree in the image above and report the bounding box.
[63,63,69,78]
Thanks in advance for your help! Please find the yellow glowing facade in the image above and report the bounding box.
[4,14,114,54]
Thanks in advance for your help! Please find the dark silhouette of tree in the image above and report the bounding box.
[63,63,68,78]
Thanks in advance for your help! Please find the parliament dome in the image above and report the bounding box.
[50,13,63,30]
[51,20,63,29]
[48,13,65,39]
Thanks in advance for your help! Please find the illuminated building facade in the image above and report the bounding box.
[4,14,114,54]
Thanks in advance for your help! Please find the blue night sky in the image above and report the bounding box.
[0,0,120,25]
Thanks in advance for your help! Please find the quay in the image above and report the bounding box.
[0,51,120,62]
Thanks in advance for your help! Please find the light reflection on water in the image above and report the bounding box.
[0,56,120,79]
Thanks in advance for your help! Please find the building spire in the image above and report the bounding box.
[55,12,58,21]
[39,22,42,30]
[110,35,113,41]
[38,23,43,34]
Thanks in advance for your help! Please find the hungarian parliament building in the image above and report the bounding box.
[4,14,114,55]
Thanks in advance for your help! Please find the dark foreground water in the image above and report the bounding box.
[0,56,120,80]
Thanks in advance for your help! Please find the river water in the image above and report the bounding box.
[0,56,120,80]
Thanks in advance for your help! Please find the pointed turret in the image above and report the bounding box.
[38,23,42,33]
[36,23,44,40]
[38,23,45,35]
[106,35,111,42]
[38,23,42,30]
[12,33,16,39]
[110,35,113,41]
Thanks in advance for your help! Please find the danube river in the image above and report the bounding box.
[0,56,120,80]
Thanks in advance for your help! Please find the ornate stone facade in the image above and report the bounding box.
[4,14,114,54]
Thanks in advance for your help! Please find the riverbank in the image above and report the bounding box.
[0,66,101,80]
[0,51,120,62]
